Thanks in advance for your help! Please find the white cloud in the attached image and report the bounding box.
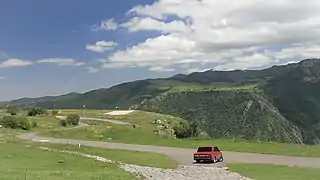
[0,77,5,80]
[120,17,188,33]
[149,66,175,72]
[86,67,99,73]
[0,59,33,68]
[92,18,118,31]
[86,41,118,53]
[186,68,211,74]
[100,0,320,71]
[37,58,85,66]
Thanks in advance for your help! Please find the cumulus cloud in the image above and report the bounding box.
[92,18,118,31]
[37,58,85,66]
[120,17,188,33]
[100,0,320,72]
[86,41,118,53]
[0,59,33,68]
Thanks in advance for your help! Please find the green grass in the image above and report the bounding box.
[0,143,136,180]
[52,109,111,117]
[229,163,320,180]
[28,116,63,131]
[42,122,320,157]
[32,143,178,169]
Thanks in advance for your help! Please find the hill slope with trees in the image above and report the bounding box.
[4,58,320,144]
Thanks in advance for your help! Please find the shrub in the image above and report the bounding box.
[66,114,80,126]
[0,116,31,130]
[27,107,46,116]
[31,121,38,128]
[172,120,192,139]
[0,116,19,129]
[51,110,59,116]
[19,118,31,130]
[59,119,67,126]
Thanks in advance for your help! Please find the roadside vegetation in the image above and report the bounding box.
[228,163,320,180]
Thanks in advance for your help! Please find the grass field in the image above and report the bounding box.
[228,163,320,180]
[2,109,320,179]
[0,143,136,180]
[53,109,111,117]
[32,143,178,169]
[0,112,179,179]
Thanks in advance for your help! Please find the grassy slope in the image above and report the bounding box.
[0,113,179,179]
[229,163,320,180]
[41,111,320,157]
[22,115,178,169]
[0,143,135,180]
[33,143,178,169]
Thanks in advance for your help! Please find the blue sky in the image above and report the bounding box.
[1,0,319,101]
[0,0,174,101]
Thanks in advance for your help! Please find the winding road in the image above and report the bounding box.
[17,116,320,169]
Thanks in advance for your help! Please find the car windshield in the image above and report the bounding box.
[197,147,212,152]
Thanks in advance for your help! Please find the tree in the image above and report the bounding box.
[66,114,80,126]
[190,121,199,137]
[27,107,46,116]
[173,121,192,138]
[0,116,31,130]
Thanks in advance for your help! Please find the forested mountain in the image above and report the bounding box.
[5,58,320,144]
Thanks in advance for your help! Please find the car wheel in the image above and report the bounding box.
[195,160,200,163]
[212,157,217,163]
[219,155,224,162]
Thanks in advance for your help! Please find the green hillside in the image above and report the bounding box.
[5,58,320,144]
[139,90,303,144]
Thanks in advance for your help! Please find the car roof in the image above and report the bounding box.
[198,146,216,148]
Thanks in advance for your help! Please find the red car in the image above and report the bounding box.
[193,146,223,163]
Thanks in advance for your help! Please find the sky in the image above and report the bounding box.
[1,0,320,101]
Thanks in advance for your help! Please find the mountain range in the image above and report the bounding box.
[3,58,320,145]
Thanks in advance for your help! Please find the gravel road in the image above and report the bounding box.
[17,132,320,169]
[38,146,251,180]
[121,164,252,180]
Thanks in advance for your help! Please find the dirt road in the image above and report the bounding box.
[17,132,320,169]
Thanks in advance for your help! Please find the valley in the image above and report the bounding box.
[4,59,320,145]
